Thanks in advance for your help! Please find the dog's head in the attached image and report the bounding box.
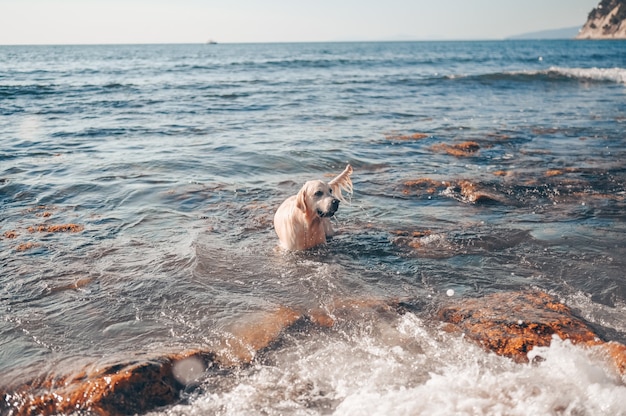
[295,164,353,219]
[296,180,340,219]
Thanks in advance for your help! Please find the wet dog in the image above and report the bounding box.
[274,164,353,250]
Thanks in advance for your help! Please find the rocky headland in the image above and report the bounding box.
[577,0,626,39]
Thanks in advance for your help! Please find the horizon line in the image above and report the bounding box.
[0,37,588,47]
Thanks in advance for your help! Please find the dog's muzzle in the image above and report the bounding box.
[317,199,340,218]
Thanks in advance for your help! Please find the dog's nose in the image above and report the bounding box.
[331,199,340,211]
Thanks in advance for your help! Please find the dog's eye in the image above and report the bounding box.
[314,191,324,197]
[328,189,333,194]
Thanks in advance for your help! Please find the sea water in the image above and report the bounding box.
[1,41,626,415]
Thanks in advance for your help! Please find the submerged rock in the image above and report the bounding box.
[385,132,430,141]
[0,306,303,416]
[438,291,626,373]
[430,141,480,157]
[27,223,84,233]
[2,351,213,416]
[3,293,625,415]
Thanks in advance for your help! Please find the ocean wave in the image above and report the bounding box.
[449,67,626,85]
[0,82,141,100]
[159,314,626,416]
[226,57,379,70]
[544,66,626,84]
[0,84,57,98]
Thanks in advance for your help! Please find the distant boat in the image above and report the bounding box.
[206,39,218,45]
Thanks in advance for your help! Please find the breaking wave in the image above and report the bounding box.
[157,315,626,416]
[543,66,626,84]
[450,67,626,85]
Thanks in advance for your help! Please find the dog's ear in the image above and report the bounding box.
[329,164,353,203]
[296,187,307,212]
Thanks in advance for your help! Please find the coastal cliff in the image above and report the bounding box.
[577,0,626,39]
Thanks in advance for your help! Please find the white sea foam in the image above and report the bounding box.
[564,291,626,336]
[156,313,626,416]
[545,66,626,84]
[449,67,626,85]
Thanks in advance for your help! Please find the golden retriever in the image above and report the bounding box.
[274,164,353,250]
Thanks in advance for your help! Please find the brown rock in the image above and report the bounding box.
[401,178,503,203]
[545,168,578,177]
[390,229,437,252]
[391,229,433,239]
[27,224,84,233]
[386,132,430,141]
[603,342,626,374]
[15,242,40,252]
[218,306,301,365]
[431,141,480,157]
[456,180,503,204]
[545,169,565,177]
[3,230,18,239]
[50,277,96,294]
[3,351,215,416]
[2,306,303,416]
[403,178,450,195]
[438,291,602,362]
[308,309,336,327]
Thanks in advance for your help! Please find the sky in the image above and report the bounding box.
[0,0,600,45]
